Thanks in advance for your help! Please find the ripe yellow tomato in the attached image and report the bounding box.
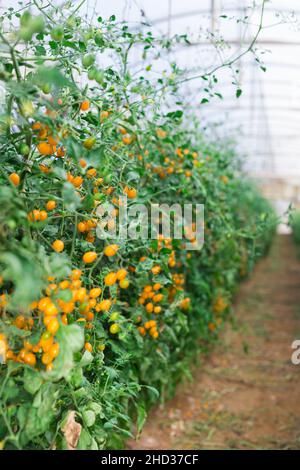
[151,265,161,275]
[46,318,60,335]
[153,293,163,303]
[52,239,64,252]
[138,326,146,336]
[37,142,54,156]
[86,168,97,178]
[145,302,153,313]
[39,210,48,221]
[79,159,87,168]
[89,287,102,298]
[77,221,87,232]
[50,343,60,358]
[46,200,56,211]
[96,299,111,312]
[116,269,127,281]
[104,244,119,257]
[72,176,83,188]
[71,269,82,280]
[85,342,93,352]
[24,352,36,366]
[9,173,20,186]
[124,186,137,199]
[83,251,97,263]
[104,272,117,286]
[44,303,58,316]
[119,278,129,289]
[80,100,90,111]
[42,352,53,365]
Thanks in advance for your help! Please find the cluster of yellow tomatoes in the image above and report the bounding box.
[146,140,200,180]
[1,262,128,368]
[3,98,203,371]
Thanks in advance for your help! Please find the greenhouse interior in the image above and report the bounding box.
[0,0,300,454]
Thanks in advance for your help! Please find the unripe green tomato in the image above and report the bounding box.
[93,193,105,201]
[109,312,120,322]
[20,11,32,27]
[85,333,91,341]
[98,344,105,351]
[19,27,33,42]
[41,331,52,341]
[79,303,88,313]
[66,17,76,28]
[103,174,112,184]
[51,26,64,41]
[7,405,17,418]
[84,29,94,41]
[95,71,104,84]
[20,143,30,156]
[31,16,44,33]
[94,32,104,46]
[82,54,95,68]
[88,68,97,80]
[20,100,34,117]
[41,83,51,94]
[7,220,16,230]
[83,137,96,150]
[109,323,121,334]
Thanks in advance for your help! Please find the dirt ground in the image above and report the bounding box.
[129,235,300,450]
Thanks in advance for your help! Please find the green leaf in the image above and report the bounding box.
[79,350,93,367]
[48,252,71,280]
[87,402,103,416]
[61,182,81,211]
[65,137,82,162]
[136,403,147,437]
[34,66,75,90]
[47,324,84,380]
[0,249,45,310]
[165,110,183,120]
[55,288,73,302]
[77,428,94,450]
[23,383,56,441]
[236,88,242,98]
[69,366,84,388]
[141,384,159,399]
[82,409,96,427]
[81,194,94,211]
[23,368,43,395]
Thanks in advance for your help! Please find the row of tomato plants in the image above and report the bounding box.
[0,4,276,449]
[290,212,300,253]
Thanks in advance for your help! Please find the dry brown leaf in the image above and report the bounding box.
[62,410,82,450]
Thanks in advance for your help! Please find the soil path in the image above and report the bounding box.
[129,235,300,450]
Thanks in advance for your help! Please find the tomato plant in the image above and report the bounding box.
[290,211,300,254]
[0,2,276,450]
